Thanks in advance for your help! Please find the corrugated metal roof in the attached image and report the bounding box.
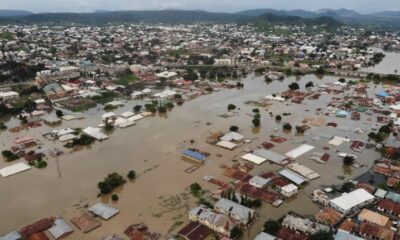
[182,150,206,161]
[88,203,119,220]
[48,218,74,239]
[279,169,308,185]
[0,231,21,240]
[253,149,288,164]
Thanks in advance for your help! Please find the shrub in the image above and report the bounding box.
[111,194,119,201]
[165,102,174,109]
[230,226,243,239]
[296,126,305,134]
[230,125,239,132]
[36,159,47,169]
[190,182,202,195]
[2,150,19,161]
[288,82,299,90]
[227,104,236,111]
[55,109,64,118]
[263,220,281,235]
[158,106,167,113]
[252,118,260,127]
[127,170,136,180]
[133,105,142,112]
[283,123,292,131]
[305,81,314,88]
[343,155,355,166]
[340,181,355,193]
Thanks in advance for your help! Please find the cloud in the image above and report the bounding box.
[1,0,399,13]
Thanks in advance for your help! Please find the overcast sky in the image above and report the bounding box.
[1,0,399,13]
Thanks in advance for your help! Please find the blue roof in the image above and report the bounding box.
[182,150,206,162]
[386,191,400,203]
[335,110,349,116]
[335,230,363,240]
[377,90,389,97]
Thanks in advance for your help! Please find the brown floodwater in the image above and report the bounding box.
[0,74,383,239]
[361,49,400,75]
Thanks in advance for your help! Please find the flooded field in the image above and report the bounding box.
[362,49,400,75]
[0,74,383,239]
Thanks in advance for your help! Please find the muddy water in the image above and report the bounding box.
[362,49,400,75]
[0,74,382,239]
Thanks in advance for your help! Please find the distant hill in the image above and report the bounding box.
[370,11,400,18]
[237,9,289,17]
[238,8,361,19]
[317,8,362,18]
[254,13,341,27]
[0,10,251,25]
[0,9,399,30]
[0,9,32,17]
[93,10,110,13]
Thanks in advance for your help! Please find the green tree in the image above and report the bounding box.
[340,181,355,193]
[263,220,281,235]
[111,194,119,201]
[190,183,202,194]
[230,125,239,132]
[343,155,355,166]
[230,226,243,239]
[228,104,236,111]
[310,231,333,240]
[252,117,261,127]
[288,82,299,90]
[55,109,64,118]
[305,81,314,88]
[296,126,305,134]
[283,123,292,131]
[133,105,142,112]
[2,150,19,161]
[158,106,167,113]
[127,170,136,180]
[165,102,174,109]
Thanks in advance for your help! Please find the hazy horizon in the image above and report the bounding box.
[0,0,399,14]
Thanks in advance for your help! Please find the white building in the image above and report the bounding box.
[249,176,270,188]
[214,59,232,66]
[280,184,299,198]
[330,189,374,214]
[0,91,19,101]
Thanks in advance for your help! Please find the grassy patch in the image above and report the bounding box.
[115,73,139,86]
[0,32,14,41]
[92,91,120,104]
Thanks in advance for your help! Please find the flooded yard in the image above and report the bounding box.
[0,74,384,239]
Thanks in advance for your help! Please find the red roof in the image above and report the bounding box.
[277,227,309,240]
[20,218,54,238]
[28,232,50,240]
[261,142,274,149]
[378,199,400,216]
[178,222,212,240]
[359,222,394,240]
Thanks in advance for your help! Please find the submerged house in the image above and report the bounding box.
[214,198,255,225]
[181,149,207,163]
[189,206,236,236]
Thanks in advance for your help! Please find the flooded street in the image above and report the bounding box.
[0,74,383,239]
